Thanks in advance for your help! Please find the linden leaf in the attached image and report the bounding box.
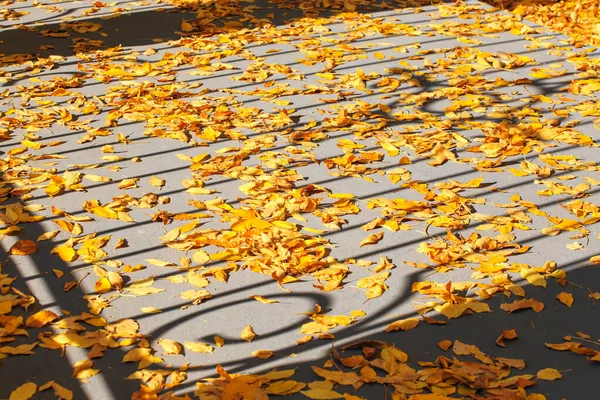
[500,298,544,313]
[157,339,182,355]
[537,368,562,381]
[149,176,166,189]
[520,266,546,288]
[496,329,518,347]
[556,292,574,307]
[8,240,37,256]
[438,340,452,351]
[265,380,306,395]
[37,230,60,242]
[385,317,420,332]
[250,295,279,304]
[26,310,59,328]
[184,341,214,353]
[9,382,37,400]
[39,381,73,400]
[359,232,384,247]
[241,325,257,342]
[72,360,99,380]
[141,307,162,314]
[252,349,274,359]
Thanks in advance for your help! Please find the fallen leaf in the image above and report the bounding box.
[9,382,37,400]
[496,329,518,347]
[184,341,214,353]
[9,240,37,256]
[26,310,59,328]
[537,368,562,381]
[556,292,574,307]
[157,339,182,355]
[241,325,257,342]
[385,318,420,332]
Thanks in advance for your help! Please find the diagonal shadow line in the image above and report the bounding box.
[1,14,562,121]
[26,152,599,288]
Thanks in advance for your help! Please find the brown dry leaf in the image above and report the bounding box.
[8,240,37,256]
[359,232,384,247]
[556,292,574,307]
[9,382,37,400]
[500,298,544,313]
[496,328,518,347]
[241,325,257,343]
[438,340,452,351]
[537,368,563,380]
[385,317,420,332]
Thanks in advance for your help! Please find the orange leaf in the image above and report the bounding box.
[9,240,37,256]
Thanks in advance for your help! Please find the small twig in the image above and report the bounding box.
[570,337,600,347]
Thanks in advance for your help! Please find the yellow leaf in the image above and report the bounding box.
[537,368,562,381]
[26,310,58,328]
[146,259,176,267]
[241,325,257,342]
[214,336,225,347]
[39,381,73,400]
[72,360,99,380]
[556,292,574,307]
[141,307,162,314]
[8,240,37,256]
[149,176,165,189]
[231,217,272,232]
[157,339,182,355]
[184,341,214,353]
[37,230,60,241]
[374,51,385,60]
[385,318,420,332]
[9,382,37,400]
[94,277,111,294]
[250,295,279,304]
[359,232,384,247]
[55,245,77,262]
[520,266,546,288]
[181,21,193,31]
[193,250,210,264]
[265,380,306,395]
[252,349,274,359]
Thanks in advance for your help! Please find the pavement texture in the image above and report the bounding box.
[0,0,599,399]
